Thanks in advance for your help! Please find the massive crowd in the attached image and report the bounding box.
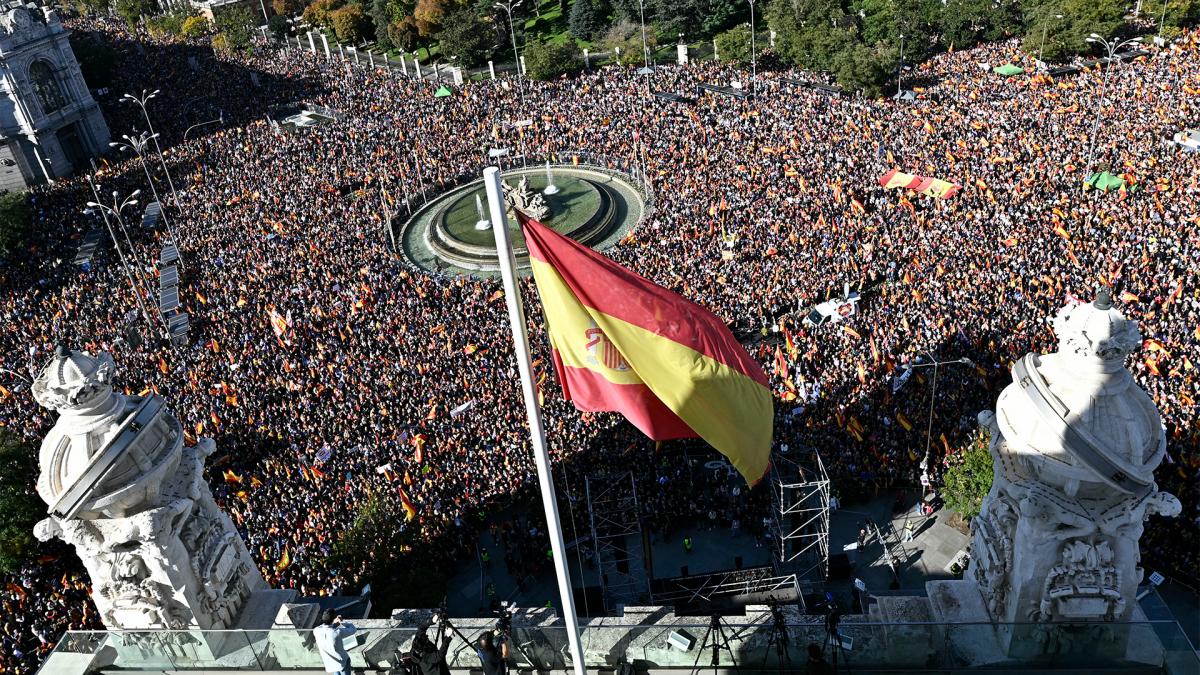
[1,15,1197,673]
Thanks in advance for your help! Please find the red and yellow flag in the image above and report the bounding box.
[519,212,773,484]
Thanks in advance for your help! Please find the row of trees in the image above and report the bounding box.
[714,0,1199,93]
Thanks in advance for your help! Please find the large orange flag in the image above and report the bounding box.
[519,212,773,485]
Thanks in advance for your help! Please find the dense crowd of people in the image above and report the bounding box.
[1,15,1198,673]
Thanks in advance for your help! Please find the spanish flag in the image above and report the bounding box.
[400,489,417,521]
[519,212,773,485]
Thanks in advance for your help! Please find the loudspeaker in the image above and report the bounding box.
[666,630,696,651]
[828,553,852,580]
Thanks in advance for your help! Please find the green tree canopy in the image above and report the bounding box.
[942,428,995,521]
[524,40,584,79]
[714,23,756,63]
[0,430,42,574]
[601,19,657,65]
[215,5,258,51]
[436,6,494,66]
[113,0,156,27]
[267,14,290,38]
[181,14,210,38]
[568,0,607,41]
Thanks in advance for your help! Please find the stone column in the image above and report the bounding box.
[489,60,496,79]
[319,33,330,59]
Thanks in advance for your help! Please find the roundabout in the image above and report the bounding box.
[398,164,647,276]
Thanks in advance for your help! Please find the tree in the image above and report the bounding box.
[412,0,448,35]
[215,5,258,51]
[367,0,393,48]
[76,0,113,15]
[0,191,31,261]
[568,0,607,40]
[329,4,369,42]
[1025,0,1124,60]
[113,0,156,27]
[272,0,306,15]
[267,14,290,38]
[0,430,42,574]
[303,0,344,27]
[387,17,421,50]
[829,40,892,96]
[601,19,657,65]
[524,40,584,79]
[181,15,210,38]
[436,6,493,66]
[714,23,753,63]
[942,428,995,521]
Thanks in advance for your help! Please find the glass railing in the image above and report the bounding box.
[39,620,1199,674]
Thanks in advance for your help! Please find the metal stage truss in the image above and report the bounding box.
[585,471,650,611]
[651,566,802,613]
[771,451,831,581]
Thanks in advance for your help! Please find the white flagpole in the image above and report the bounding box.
[483,166,587,675]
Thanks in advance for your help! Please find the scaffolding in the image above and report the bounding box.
[585,471,649,611]
[771,451,831,581]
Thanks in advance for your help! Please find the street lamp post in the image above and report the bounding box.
[111,132,186,270]
[896,33,905,99]
[84,184,159,336]
[1082,34,1142,175]
[906,355,974,485]
[183,112,225,142]
[637,0,650,68]
[494,0,523,83]
[1157,0,1169,40]
[121,90,181,209]
[748,0,757,99]
[1037,14,1065,66]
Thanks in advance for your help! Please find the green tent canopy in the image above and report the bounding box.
[1085,171,1128,191]
[434,86,453,98]
[993,64,1025,76]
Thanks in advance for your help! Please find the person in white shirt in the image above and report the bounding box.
[314,608,357,675]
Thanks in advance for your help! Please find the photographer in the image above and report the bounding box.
[407,616,451,675]
[475,631,509,675]
[314,609,357,675]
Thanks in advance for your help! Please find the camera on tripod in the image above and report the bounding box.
[492,600,514,635]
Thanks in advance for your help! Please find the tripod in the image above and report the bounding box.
[821,611,852,674]
[763,605,791,667]
[690,614,739,675]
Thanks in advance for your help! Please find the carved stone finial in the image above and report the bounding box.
[32,348,117,414]
[1094,288,1112,310]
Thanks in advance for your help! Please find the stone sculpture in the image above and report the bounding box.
[502,176,551,222]
[966,290,1180,636]
[31,346,267,631]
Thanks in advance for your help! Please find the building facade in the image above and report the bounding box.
[0,2,109,191]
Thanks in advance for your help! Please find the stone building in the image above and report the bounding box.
[0,2,109,191]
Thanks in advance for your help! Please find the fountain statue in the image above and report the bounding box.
[502,176,551,222]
